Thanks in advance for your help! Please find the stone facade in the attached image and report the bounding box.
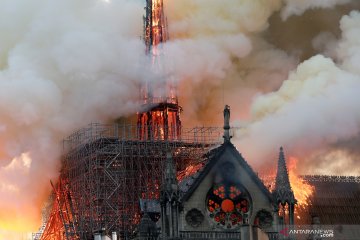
[137,106,295,240]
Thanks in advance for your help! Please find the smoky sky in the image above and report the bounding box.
[0,0,360,236]
[163,0,360,177]
[266,1,360,61]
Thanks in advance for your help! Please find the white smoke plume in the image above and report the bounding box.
[162,0,360,176]
[0,0,145,235]
[281,0,352,20]
[236,11,360,175]
[163,0,298,125]
[0,0,359,238]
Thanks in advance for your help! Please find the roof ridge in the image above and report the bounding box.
[180,142,274,203]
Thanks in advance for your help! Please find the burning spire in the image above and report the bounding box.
[144,0,167,54]
[138,0,182,140]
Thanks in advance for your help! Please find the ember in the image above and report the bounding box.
[177,162,204,181]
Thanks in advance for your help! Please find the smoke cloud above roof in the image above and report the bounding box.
[0,0,359,236]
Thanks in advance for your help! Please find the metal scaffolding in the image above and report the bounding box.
[48,123,223,239]
[37,178,79,240]
[35,1,225,239]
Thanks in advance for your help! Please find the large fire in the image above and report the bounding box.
[177,156,315,219]
[138,0,181,141]
[288,157,315,213]
[260,156,315,220]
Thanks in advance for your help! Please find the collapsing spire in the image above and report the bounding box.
[137,0,182,141]
[144,0,168,53]
[223,105,231,142]
[273,147,296,205]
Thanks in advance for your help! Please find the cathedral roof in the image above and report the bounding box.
[301,175,360,225]
[179,141,273,203]
[178,105,275,208]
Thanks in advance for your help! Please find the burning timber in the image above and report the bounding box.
[38,123,223,239]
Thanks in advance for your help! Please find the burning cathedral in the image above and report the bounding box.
[134,105,296,240]
[35,0,360,240]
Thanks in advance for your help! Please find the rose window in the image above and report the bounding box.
[206,184,250,228]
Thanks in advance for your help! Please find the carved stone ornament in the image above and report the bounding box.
[255,210,273,229]
[185,208,204,228]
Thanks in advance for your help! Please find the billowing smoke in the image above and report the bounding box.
[1,0,360,237]
[236,10,360,175]
[0,0,146,234]
[161,0,360,176]
[281,0,352,20]
[163,0,297,125]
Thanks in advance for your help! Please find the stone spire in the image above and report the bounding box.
[138,202,157,239]
[223,105,231,142]
[160,152,180,238]
[163,152,178,191]
[273,147,296,205]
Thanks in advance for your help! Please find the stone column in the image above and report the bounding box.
[240,224,252,240]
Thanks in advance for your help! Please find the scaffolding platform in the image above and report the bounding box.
[47,123,224,239]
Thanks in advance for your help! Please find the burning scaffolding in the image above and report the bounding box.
[36,0,209,238]
[37,179,78,240]
[37,124,222,239]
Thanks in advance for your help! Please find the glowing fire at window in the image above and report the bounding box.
[206,184,250,228]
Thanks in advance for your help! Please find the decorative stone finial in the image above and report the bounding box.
[223,105,231,142]
[163,152,177,187]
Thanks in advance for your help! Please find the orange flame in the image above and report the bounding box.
[288,157,315,219]
[288,157,315,206]
[177,162,204,181]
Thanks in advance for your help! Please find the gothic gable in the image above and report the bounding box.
[179,142,275,231]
